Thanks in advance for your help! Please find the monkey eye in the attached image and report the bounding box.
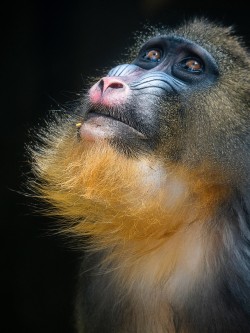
[142,49,162,62]
[178,57,204,73]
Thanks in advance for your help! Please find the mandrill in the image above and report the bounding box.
[31,19,250,332]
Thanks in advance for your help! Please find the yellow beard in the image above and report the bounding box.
[32,125,230,254]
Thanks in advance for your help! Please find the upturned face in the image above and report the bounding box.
[76,20,249,182]
[79,32,219,160]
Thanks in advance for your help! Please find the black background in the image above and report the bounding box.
[2,1,250,332]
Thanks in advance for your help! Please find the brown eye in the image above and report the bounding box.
[179,57,203,73]
[143,49,161,62]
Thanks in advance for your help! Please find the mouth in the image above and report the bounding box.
[79,108,146,142]
[86,108,133,128]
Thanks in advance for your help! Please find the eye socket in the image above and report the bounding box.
[178,57,204,73]
[142,49,162,62]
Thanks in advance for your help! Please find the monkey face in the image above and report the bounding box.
[79,35,219,158]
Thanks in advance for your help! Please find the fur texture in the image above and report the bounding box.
[31,19,250,332]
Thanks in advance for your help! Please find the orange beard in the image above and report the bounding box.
[32,125,230,255]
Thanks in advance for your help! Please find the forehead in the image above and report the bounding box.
[135,22,229,57]
[141,35,202,51]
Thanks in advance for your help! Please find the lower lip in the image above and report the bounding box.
[79,112,146,142]
[79,114,114,142]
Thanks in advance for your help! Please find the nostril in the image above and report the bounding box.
[98,79,104,91]
[98,77,125,93]
[108,82,124,89]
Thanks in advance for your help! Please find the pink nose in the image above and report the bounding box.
[89,77,129,106]
[98,77,125,92]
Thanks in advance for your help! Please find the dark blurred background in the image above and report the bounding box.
[2,0,249,332]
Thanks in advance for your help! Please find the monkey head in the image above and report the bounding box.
[32,19,250,244]
[79,19,250,178]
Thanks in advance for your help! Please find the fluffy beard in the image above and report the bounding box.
[31,118,230,255]
[32,121,184,247]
